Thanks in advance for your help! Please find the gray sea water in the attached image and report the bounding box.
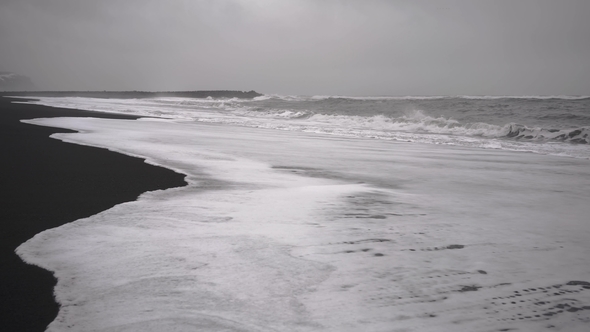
[21,94,590,159]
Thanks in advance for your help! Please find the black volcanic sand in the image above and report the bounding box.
[0,97,187,331]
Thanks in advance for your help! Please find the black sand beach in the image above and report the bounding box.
[0,97,187,331]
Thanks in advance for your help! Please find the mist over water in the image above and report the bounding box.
[2,1,590,95]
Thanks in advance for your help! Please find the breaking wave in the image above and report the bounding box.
[457,95,590,100]
[505,125,589,144]
[264,95,590,102]
[13,94,590,158]
[304,110,589,144]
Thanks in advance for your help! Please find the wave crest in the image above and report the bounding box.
[307,110,505,137]
[506,124,589,144]
[305,110,588,144]
[290,95,590,101]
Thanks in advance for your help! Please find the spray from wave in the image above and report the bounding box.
[259,95,590,102]
[240,108,589,145]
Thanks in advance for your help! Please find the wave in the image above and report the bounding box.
[266,95,590,102]
[232,108,311,119]
[130,94,590,107]
[505,125,589,144]
[151,96,246,105]
[457,95,590,100]
[143,99,590,145]
[15,96,590,159]
[307,111,498,135]
[310,95,451,101]
[303,110,589,144]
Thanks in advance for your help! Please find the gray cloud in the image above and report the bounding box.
[1,0,589,95]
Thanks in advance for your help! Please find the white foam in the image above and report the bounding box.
[17,117,590,331]
[306,95,590,101]
[13,96,590,159]
[458,95,590,100]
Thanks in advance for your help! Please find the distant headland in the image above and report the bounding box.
[0,90,263,99]
[0,72,36,91]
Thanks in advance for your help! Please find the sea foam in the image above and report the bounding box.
[14,95,590,159]
[17,116,590,331]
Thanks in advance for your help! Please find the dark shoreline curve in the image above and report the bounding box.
[0,97,187,332]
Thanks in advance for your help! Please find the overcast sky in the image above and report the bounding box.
[1,0,588,95]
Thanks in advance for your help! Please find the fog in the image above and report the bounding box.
[1,0,589,95]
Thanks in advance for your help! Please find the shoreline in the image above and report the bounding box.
[0,97,187,331]
[7,97,590,331]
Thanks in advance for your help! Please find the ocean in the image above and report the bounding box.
[15,94,590,331]
[18,94,590,158]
